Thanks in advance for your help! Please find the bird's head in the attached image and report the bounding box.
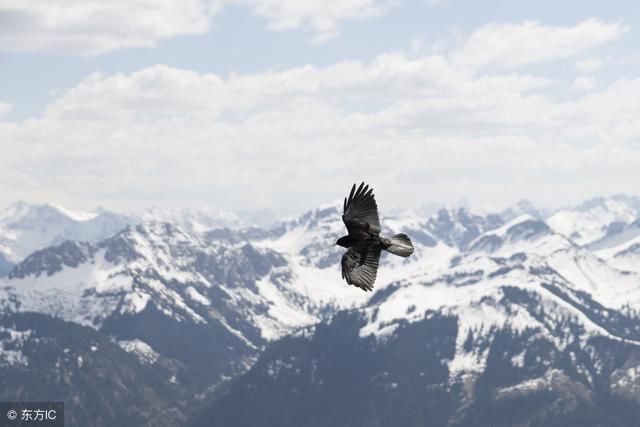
[335,236,349,248]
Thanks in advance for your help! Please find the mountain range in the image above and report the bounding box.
[1,196,640,426]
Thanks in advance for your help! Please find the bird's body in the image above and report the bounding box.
[337,182,414,291]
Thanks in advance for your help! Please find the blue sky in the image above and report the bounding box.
[1,0,639,212]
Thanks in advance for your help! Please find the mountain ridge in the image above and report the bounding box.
[2,196,640,426]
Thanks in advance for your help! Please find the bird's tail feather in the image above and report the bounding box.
[383,233,414,257]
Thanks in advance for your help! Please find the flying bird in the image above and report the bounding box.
[336,182,414,291]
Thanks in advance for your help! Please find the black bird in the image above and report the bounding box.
[336,182,414,291]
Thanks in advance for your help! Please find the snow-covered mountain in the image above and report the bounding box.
[0,202,285,276]
[191,210,640,427]
[547,195,640,246]
[139,208,250,235]
[0,201,136,269]
[2,195,640,426]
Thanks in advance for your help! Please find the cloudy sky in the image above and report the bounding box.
[1,0,639,213]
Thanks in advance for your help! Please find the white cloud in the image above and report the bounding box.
[0,102,11,117]
[451,18,624,70]
[0,0,393,54]
[574,76,596,90]
[0,0,223,55]
[39,53,551,125]
[575,57,604,72]
[248,0,392,42]
[1,19,638,211]
[311,30,341,44]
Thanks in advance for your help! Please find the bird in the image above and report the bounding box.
[336,182,414,291]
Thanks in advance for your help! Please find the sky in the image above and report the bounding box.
[1,0,639,214]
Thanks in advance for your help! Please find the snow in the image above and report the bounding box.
[0,326,31,366]
[262,223,311,255]
[546,247,640,309]
[2,197,640,383]
[4,222,209,326]
[596,233,640,260]
[249,238,458,342]
[142,278,205,323]
[610,365,640,396]
[359,248,640,378]
[449,351,488,377]
[118,339,160,364]
[548,198,638,246]
[469,214,572,257]
[248,257,368,340]
[0,202,134,263]
[1,349,27,366]
[0,249,135,327]
[48,204,98,222]
[140,207,248,234]
[121,292,151,315]
[495,369,564,397]
[360,259,532,338]
[589,225,640,252]
[511,350,526,368]
[185,286,210,305]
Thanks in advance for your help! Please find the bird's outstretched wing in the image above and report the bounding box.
[342,182,381,235]
[341,244,381,292]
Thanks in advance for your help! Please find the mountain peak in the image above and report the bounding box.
[425,207,504,250]
[501,199,544,221]
[45,203,98,222]
[467,215,559,255]
[1,201,97,224]
[8,240,97,279]
[547,196,640,246]
[140,207,248,233]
